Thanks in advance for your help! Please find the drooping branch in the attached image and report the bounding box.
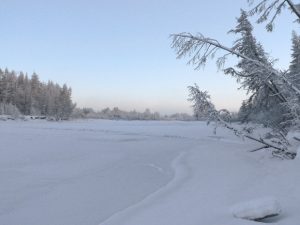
[188,85,295,159]
[248,0,300,30]
[171,33,300,97]
[214,114,292,157]
[285,0,300,19]
[266,1,287,30]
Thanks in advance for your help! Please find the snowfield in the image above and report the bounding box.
[0,120,299,225]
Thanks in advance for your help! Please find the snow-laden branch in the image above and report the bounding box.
[187,85,296,159]
[224,67,288,103]
[171,33,300,97]
[248,0,300,30]
[212,112,294,159]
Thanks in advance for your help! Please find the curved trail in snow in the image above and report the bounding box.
[99,149,190,225]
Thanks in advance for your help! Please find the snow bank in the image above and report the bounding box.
[231,197,281,221]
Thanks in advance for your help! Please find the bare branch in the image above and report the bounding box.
[249,145,270,152]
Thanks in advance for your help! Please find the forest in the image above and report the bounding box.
[0,68,75,119]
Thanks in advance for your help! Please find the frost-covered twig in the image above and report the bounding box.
[248,0,300,30]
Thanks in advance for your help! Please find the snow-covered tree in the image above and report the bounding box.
[225,10,287,127]
[289,31,300,87]
[187,84,215,120]
[171,3,300,158]
[55,84,76,120]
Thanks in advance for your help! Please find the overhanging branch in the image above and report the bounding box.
[286,0,300,20]
[171,33,300,98]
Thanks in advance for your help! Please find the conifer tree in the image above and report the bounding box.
[225,10,286,125]
[289,31,300,88]
[187,84,215,120]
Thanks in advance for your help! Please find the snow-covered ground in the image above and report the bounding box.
[0,120,299,225]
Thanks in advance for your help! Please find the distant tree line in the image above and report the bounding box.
[72,107,194,121]
[0,68,75,119]
[0,68,193,121]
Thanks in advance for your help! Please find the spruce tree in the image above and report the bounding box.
[289,31,300,88]
[226,10,286,125]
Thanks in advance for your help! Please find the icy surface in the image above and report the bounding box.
[0,120,299,225]
[231,197,281,220]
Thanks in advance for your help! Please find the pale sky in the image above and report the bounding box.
[0,0,297,114]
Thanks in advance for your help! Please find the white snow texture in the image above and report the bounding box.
[0,120,299,225]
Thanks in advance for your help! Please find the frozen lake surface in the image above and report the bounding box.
[0,120,299,225]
